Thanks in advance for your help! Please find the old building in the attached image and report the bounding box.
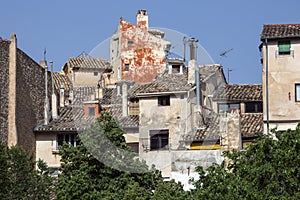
[62,52,110,87]
[260,24,300,132]
[0,33,49,154]
[109,10,171,84]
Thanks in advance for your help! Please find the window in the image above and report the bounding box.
[150,130,169,150]
[245,102,263,113]
[295,84,300,102]
[127,41,134,47]
[57,133,78,149]
[127,142,139,153]
[278,41,290,55]
[94,72,98,76]
[218,103,240,113]
[89,107,95,116]
[172,65,180,73]
[125,64,129,71]
[158,96,170,106]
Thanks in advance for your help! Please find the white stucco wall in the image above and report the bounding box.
[36,133,61,168]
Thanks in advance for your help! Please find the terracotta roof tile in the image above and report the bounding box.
[34,106,95,132]
[52,72,73,93]
[68,57,109,69]
[213,84,262,101]
[182,113,263,141]
[261,24,300,39]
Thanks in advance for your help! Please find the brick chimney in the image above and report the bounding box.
[136,10,148,29]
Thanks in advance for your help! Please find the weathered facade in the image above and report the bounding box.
[260,24,300,132]
[110,10,170,84]
[0,34,49,153]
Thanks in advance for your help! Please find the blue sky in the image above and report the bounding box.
[1,0,300,84]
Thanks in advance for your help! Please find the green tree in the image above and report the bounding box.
[191,127,300,199]
[0,143,53,200]
[56,112,173,200]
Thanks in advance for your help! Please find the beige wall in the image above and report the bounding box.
[36,133,61,168]
[73,70,102,86]
[262,39,300,131]
[139,94,192,152]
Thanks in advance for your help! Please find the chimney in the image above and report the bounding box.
[8,33,18,146]
[168,64,172,74]
[188,60,197,85]
[136,10,148,29]
[60,84,65,107]
[122,83,128,117]
[189,38,198,60]
[51,93,58,119]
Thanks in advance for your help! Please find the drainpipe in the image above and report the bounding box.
[195,67,201,105]
[265,38,269,133]
[189,38,201,106]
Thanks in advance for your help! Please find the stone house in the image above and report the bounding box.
[109,10,171,84]
[260,24,300,132]
[0,33,50,154]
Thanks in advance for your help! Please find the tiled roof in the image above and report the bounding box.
[68,57,109,69]
[129,73,191,97]
[34,106,95,132]
[182,113,263,141]
[213,84,262,101]
[73,86,97,104]
[100,88,121,106]
[129,65,222,97]
[261,24,300,39]
[241,113,263,137]
[52,72,73,93]
[200,64,223,82]
[103,106,139,128]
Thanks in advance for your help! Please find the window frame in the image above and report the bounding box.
[89,107,96,116]
[56,133,78,149]
[295,84,300,102]
[278,41,291,55]
[158,96,170,106]
[124,63,129,71]
[150,130,169,151]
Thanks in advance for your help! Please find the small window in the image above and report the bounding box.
[89,107,95,116]
[125,64,129,71]
[150,130,169,151]
[94,72,98,76]
[158,96,170,106]
[127,142,139,153]
[245,102,263,113]
[57,133,78,149]
[218,103,240,113]
[295,84,300,102]
[278,41,290,55]
[172,65,180,73]
[128,41,134,47]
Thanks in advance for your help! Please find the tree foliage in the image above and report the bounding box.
[191,127,300,199]
[0,143,53,200]
[55,112,186,199]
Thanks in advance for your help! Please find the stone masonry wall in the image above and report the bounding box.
[15,49,48,153]
[0,41,10,145]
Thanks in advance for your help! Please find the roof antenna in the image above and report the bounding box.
[44,48,47,61]
[218,48,233,63]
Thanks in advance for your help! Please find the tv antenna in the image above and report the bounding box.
[218,48,233,63]
[219,48,233,57]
